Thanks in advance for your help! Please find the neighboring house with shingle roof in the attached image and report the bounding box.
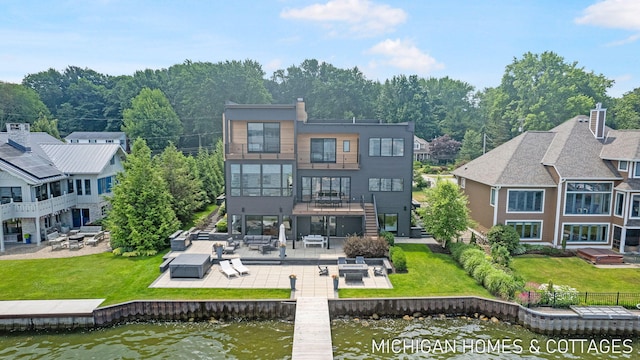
[453,104,640,253]
[0,123,125,252]
[413,136,430,162]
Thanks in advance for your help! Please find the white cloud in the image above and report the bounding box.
[280,0,406,37]
[367,39,444,75]
[606,33,640,46]
[575,0,640,30]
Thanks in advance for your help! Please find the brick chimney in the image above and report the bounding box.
[6,123,31,152]
[589,103,606,139]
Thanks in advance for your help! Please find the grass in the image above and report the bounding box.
[512,255,640,293]
[0,252,288,306]
[412,190,428,203]
[339,244,492,298]
[183,203,218,230]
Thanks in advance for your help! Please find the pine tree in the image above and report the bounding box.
[107,138,179,255]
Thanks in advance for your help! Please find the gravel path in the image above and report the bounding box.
[0,235,112,260]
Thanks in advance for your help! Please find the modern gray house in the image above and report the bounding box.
[222,99,414,242]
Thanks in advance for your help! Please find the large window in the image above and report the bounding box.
[301,176,350,202]
[369,178,403,192]
[378,213,398,233]
[507,190,543,212]
[245,215,279,235]
[563,224,608,243]
[0,187,22,204]
[506,221,542,240]
[230,163,292,197]
[369,138,404,157]
[248,123,280,153]
[311,138,336,163]
[564,182,611,215]
[98,176,115,194]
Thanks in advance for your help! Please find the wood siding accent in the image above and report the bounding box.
[296,133,359,170]
[226,120,295,160]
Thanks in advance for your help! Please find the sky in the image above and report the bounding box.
[1,0,639,97]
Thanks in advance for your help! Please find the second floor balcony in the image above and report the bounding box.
[226,143,296,160]
[0,193,77,219]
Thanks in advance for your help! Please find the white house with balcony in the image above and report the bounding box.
[0,123,125,252]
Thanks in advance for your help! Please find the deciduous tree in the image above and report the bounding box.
[420,179,471,247]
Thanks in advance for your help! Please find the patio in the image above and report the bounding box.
[151,238,393,299]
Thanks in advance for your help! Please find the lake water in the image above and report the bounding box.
[0,318,637,359]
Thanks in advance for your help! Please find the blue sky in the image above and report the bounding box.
[1,0,638,97]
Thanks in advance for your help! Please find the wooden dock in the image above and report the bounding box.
[292,297,333,359]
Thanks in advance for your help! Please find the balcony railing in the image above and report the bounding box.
[226,143,296,160]
[0,193,77,219]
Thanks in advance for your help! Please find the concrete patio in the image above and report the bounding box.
[150,238,394,299]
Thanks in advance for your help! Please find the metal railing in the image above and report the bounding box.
[518,291,640,309]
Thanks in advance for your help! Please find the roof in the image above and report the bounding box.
[0,143,65,184]
[601,130,640,161]
[40,143,124,174]
[65,131,125,140]
[541,116,619,180]
[453,115,622,187]
[453,131,557,187]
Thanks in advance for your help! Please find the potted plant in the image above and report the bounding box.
[213,242,224,260]
[279,243,287,259]
[23,233,31,244]
[289,274,297,290]
[332,274,339,291]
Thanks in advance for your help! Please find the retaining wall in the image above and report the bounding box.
[1,297,639,336]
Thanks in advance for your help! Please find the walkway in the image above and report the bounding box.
[0,299,105,316]
[292,297,333,360]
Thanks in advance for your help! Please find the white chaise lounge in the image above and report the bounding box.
[219,260,239,279]
[231,258,250,275]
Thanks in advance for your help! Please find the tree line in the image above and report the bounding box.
[1,51,639,161]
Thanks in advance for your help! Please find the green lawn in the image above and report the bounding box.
[512,255,640,292]
[0,252,288,306]
[183,203,219,230]
[339,244,492,298]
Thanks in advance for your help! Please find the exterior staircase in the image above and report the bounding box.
[363,203,378,239]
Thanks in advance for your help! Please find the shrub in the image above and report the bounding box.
[490,244,511,268]
[472,261,494,284]
[461,250,486,274]
[380,231,395,247]
[448,242,477,262]
[458,247,485,267]
[484,268,521,299]
[538,283,579,307]
[391,247,407,272]
[343,235,389,258]
[216,219,228,232]
[389,245,398,259]
[487,224,520,254]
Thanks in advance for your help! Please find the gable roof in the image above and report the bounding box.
[453,115,622,187]
[40,143,124,174]
[0,143,65,184]
[453,131,556,187]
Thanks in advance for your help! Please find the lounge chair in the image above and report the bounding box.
[231,258,250,275]
[355,256,365,264]
[373,266,386,276]
[338,257,347,265]
[219,260,239,278]
[318,265,329,276]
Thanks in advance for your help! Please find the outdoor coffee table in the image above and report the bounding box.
[338,263,369,277]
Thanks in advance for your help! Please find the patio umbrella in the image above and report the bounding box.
[278,223,287,247]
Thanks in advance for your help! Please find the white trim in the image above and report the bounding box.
[505,220,543,241]
[618,160,628,172]
[505,188,545,213]
[614,191,625,218]
[493,186,500,226]
[562,181,613,216]
[561,222,610,244]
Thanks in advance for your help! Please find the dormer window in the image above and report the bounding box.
[619,161,628,172]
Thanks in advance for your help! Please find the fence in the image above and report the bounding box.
[519,291,640,309]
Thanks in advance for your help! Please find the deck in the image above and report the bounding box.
[577,248,624,265]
